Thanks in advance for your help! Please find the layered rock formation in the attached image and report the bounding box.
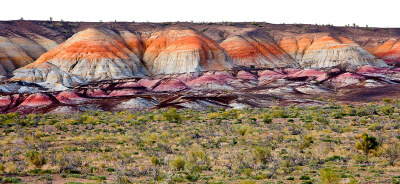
[220,35,298,68]
[143,29,234,75]
[12,28,149,87]
[3,22,400,92]
[19,93,53,107]
[372,39,400,65]
[0,21,60,75]
[279,36,388,69]
[0,36,34,75]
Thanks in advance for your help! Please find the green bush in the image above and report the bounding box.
[116,175,132,184]
[163,108,183,123]
[253,146,271,164]
[170,155,186,171]
[151,156,162,166]
[287,176,295,180]
[300,175,311,180]
[26,150,46,168]
[237,125,252,136]
[392,175,400,184]
[106,167,115,172]
[3,177,21,183]
[355,133,379,160]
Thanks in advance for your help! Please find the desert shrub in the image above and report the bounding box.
[384,139,400,165]
[3,177,21,183]
[262,114,272,124]
[55,22,63,27]
[368,123,383,131]
[325,155,344,162]
[185,172,200,182]
[288,125,302,135]
[87,175,106,181]
[383,98,392,103]
[300,175,311,180]
[56,153,82,173]
[253,146,271,164]
[171,174,185,182]
[330,111,343,119]
[170,155,186,171]
[316,115,329,124]
[355,133,379,160]
[186,149,211,172]
[116,174,132,184]
[240,180,256,184]
[0,163,4,173]
[392,175,400,184]
[26,150,46,168]
[352,154,367,164]
[150,156,162,166]
[343,106,357,116]
[254,172,269,180]
[300,114,313,123]
[106,167,115,172]
[299,134,313,150]
[237,125,252,136]
[242,168,253,177]
[54,122,68,131]
[281,159,294,174]
[271,110,289,118]
[4,162,18,174]
[381,105,394,115]
[163,108,183,123]
[208,112,221,119]
[319,168,340,184]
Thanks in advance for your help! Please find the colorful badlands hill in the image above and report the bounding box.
[0,21,400,112]
[0,21,399,88]
[8,27,390,87]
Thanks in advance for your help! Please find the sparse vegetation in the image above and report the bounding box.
[0,101,399,183]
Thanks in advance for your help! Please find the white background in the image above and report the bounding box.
[2,0,400,28]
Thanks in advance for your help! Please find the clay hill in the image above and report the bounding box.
[1,21,400,79]
[2,20,400,113]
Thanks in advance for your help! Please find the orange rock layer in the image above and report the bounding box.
[220,36,297,68]
[278,36,387,69]
[372,39,400,64]
[143,29,234,75]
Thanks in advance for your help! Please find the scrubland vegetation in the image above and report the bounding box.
[0,99,400,183]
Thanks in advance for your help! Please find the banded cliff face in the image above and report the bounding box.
[12,28,149,87]
[372,39,400,65]
[220,35,298,68]
[279,36,388,69]
[143,29,234,75]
